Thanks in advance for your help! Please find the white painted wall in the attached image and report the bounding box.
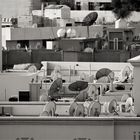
[0,72,37,101]
[44,7,71,19]
[2,27,11,48]
[33,9,140,24]
[71,11,140,23]
[42,61,133,81]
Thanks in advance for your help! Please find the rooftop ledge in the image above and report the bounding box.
[0,116,140,125]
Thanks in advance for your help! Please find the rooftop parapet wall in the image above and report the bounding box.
[5,25,103,41]
[0,113,139,140]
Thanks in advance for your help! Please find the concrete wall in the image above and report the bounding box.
[56,18,75,27]
[63,51,93,62]
[6,41,17,50]
[0,117,114,140]
[0,72,37,101]
[2,50,137,70]
[95,50,120,62]
[29,40,43,49]
[94,50,130,62]
[59,39,82,51]
[32,10,140,24]
[8,25,103,41]
[6,50,31,66]
[71,11,140,23]
[1,117,140,140]
[2,28,11,48]
[0,0,42,28]
[44,6,71,19]
[18,15,33,28]
[45,61,133,78]
[0,0,41,18]
[31,50,62,63]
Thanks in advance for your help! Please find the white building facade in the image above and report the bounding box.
[74,0,112,10]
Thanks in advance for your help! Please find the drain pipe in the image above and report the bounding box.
[128,55,140,116]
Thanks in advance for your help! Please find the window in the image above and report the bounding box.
[76,2,81,10]
[88,2,94,10]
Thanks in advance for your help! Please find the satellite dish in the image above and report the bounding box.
[88,101,101,116]
[68,81,88,92]
[108,71,115,80]
[51,66,62,81]
[75,91,88,102]
[84,47,93,53]
[16,43,21,49]
[49,78,63,100]
[69,102,78,116]
[87,85,98,101]
[121,93,130,102]
[28,65,37,72]
[35,42,41,49]
[75,104,85,117]
[120,66,132,82]
[108,99,117,114]
[82,12,98,37]
[32,23,37,28]
[40,101,56,116]
[9,95,18,102]
[96,68,112,80]
[57,28,66,38]
[82,12,98,26]
[67,28,76,38]
[108,71,115,91]
[125,97,133,112]
[39,94,48,102]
